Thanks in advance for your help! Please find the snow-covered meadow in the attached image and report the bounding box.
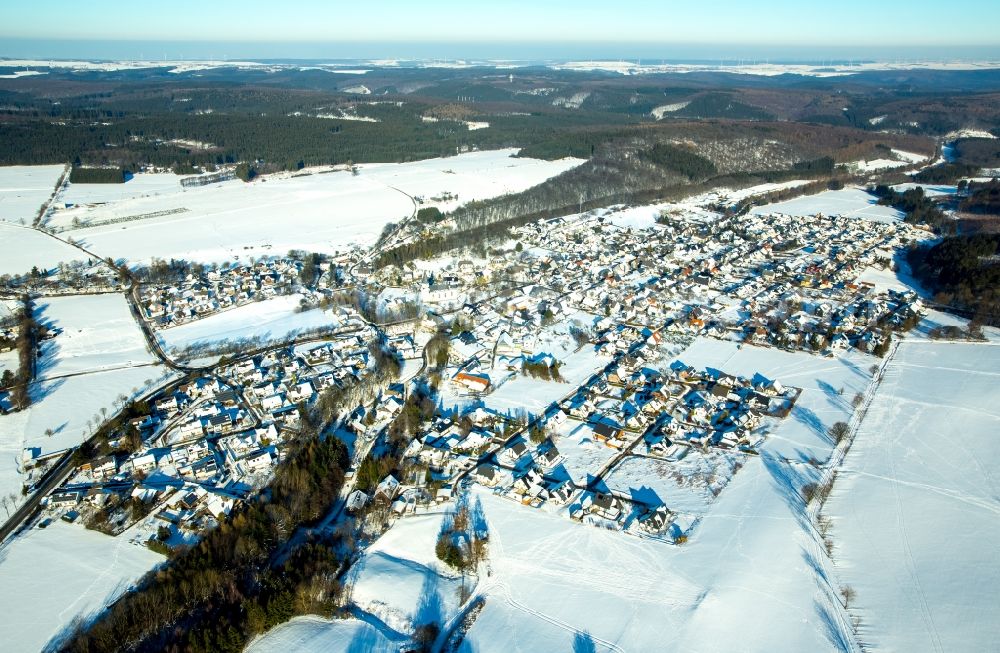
[157,295,356,359]
[0,295,174,500]
[0,165,64,224]
[0,223,91,276]
[46,150,581,267]
[60,172,184,205]
[245,616,399,653]
[346,511,467,635]
[0,520,162,653]
[35,294,156,377]
[750,186,903,222]
[824,341,1000,652]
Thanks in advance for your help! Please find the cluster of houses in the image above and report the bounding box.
[45,326,388,539]
[138,257,353,328]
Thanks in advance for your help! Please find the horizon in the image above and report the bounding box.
[3,39,1000,64]
[3,1,1000,62]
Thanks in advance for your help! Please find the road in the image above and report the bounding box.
[0,449,75,543]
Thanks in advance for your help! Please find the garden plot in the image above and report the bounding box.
[47,150,581,266]
[481,347,612,416]
[549,419,622,487]
[0,519,162,653]
[824,341,1000,653]
[157,295,358,359]
[0,222,91,276]
[750,186,903,222]
[0,164,65,224]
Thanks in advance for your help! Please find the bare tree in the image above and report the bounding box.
[829,421,850,444]
[841,585,856,608]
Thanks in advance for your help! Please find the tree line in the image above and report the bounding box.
[0,296,41,410]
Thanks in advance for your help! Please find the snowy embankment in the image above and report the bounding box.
[0,520,163,653]
[48,150,582,267]
[750,187,903,223]
[0,164,65,224]
[823,341,1000,652]
[157,295,354,359]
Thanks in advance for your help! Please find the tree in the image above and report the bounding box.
[829,421,850,444]
[234,162,257,182]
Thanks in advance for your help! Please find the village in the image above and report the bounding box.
[36,322,390,547]
[30,187,929,550]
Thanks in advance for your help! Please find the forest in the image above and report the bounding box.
[960,179,1000,215]
[908,234,1000,326]
[871,185,951,232]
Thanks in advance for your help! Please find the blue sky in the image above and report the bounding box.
[2,1,998,60]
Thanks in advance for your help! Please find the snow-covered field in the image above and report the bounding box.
[598,180,814,230]
[603,451,744,516]
[0,223,91,276]
[824,341,1000,653]
[355,149,580,213]
[61,173,184,205]
[157,295,353,357]
[0,164,64,224]
[347,511,466,635]
[47,150,581,266]
[35,294,156,378]
[0,520,162,653]
[750,187,903,222]
[245,616,399,653]
[464,459,847,652]
[482,348,611,416]
[551,419,622,487]
[891,182,958,198]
